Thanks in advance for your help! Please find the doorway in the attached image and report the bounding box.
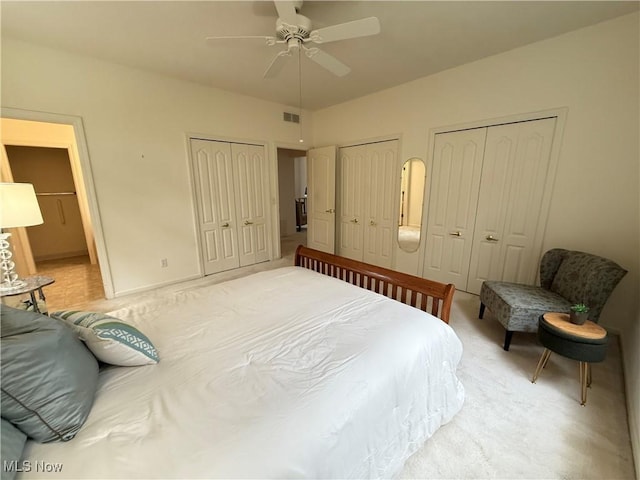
[277,148,307,259]
[1,116,109,309]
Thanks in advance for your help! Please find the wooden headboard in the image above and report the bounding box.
[294,245,455,324]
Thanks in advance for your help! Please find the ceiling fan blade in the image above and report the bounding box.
[206,36,278,47]
[309,17,381,44]
[264,50,292,78]
[305,48,351,77]
[273,1,298,25]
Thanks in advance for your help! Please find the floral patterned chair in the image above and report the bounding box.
[478,248,627,351]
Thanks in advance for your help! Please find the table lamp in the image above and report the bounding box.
[0,183,44,291]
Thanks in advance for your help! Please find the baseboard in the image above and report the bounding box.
[34,250,89,262]
[630,407,639,480]
[620,333,640,479]
[113,274,202,298]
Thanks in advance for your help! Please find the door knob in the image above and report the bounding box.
[350,218,359,224]
[369,220,377,226]
[244,220,253,226]
[486,235,499,242]
[221,222,230,228]
[325,208,335,214]
[449,231,462,237]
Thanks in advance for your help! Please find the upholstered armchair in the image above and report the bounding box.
[479,248,627,351]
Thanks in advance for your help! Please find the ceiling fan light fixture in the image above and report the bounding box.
[206,1,380,80]
[205,0,381,123]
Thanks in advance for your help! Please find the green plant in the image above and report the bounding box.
[571,303,590,313]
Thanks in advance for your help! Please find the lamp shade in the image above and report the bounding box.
[0,183,44,228]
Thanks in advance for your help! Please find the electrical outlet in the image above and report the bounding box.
[160,258,168,268]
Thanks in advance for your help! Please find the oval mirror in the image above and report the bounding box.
[398,158,426,253]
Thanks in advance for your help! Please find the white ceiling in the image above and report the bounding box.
[2,1,638,110]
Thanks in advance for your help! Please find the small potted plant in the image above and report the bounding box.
[569,303,590,325]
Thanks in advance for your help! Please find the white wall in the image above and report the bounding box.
[312,12,639,472]
[1,38,312,295]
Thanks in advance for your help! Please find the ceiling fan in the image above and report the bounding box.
[206,0,381,78]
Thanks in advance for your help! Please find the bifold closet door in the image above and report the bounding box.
[231,143,269,267]
[423,117,557,293]
[191,139,240,275]
[423,128,487,288]
[466,117,557,294]
[337,140,397,267]
[338,144,366,261]
[362,140,397,268]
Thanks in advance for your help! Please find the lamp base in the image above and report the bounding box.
[0,232,25,292]
[0,279,27,292]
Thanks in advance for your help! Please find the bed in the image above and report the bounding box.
[9,246,464,479]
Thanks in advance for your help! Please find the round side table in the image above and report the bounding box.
[0,275,55,314]
[531,312,608,405]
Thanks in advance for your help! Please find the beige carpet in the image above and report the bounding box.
[399,291,636,479]
[38,234,636,479]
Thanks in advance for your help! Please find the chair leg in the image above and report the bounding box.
[587,363,592,388]
[579,362,588,406]
[503,330,514,351]
[479,303,486,319]
[532,348,552,383]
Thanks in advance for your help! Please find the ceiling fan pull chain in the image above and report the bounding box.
[298,45,303,143]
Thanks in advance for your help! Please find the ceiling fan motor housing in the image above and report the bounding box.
[276,14,312,41]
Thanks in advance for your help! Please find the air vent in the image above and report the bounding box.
[283,112,300,124]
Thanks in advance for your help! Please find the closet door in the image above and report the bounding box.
[190,139,240,275]
[232,143,269,267]
[423,128,486,289]
[363,140,397,268]
[337,144,366,261]
[466,118,557,294]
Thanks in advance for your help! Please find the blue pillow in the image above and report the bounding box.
[0,305,99,443]
[50,311,159,366]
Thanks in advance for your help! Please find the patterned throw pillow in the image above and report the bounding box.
[50,311,159,367]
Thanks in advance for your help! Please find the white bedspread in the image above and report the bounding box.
[21,267,464,479]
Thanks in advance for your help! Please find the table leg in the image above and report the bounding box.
[29,291,40,313]
[28,288,47,314]
[532,348,551,383]
[579,361,588,406]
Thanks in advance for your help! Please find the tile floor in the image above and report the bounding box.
[34,255,105,312]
